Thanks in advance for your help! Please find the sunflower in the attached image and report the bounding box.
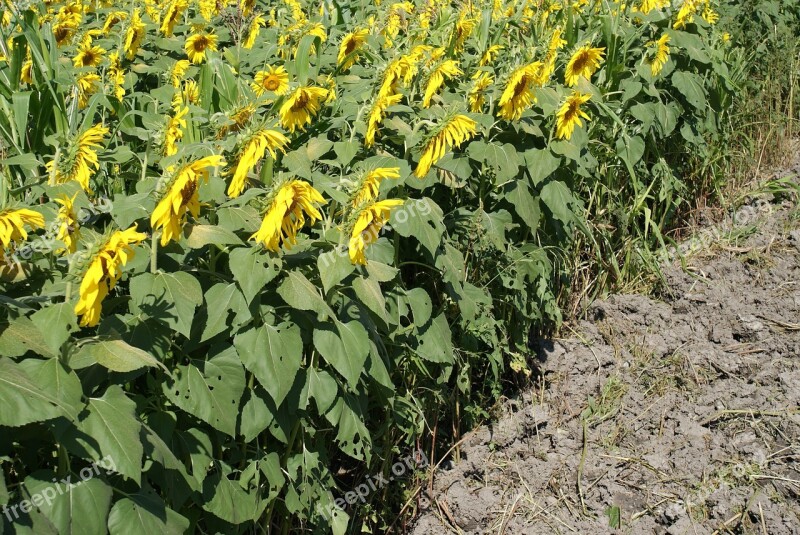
[377,55,417,99]
[21,57,33,85]
[74,225,147,327]
[422,60,462,108]
[497,62,542,121]
[108,52,126,100]
[645,34,670,76]
[252,65,290,96]
[348,199,403,265]
[279,86,329,133]
[73,42,105,68]
[365,93,403,147]
[185,32,218,64]
[181,79,200,105]
[564,45,605,86]
[452,13,476,53]
[47,124,108,192]
[673,0,699,29]
[199,0,218,21]
[468,71,493,112]
[702,6,719,24]
[161,0,188,36]
[414,114,477,178]
[555,91,591,140]
[479,44,503,67]
[163,106,189,157]
[227,129,290,198]
[0,208,45,255]
[102,11,127,34]
[338,28,369,70]
[54,193,80,254]
[52,8,81,46]
[167,60,190,88]
[250,180,327,251]
[541,27,566,81]
[352,167,400,206]
[243,14,265,49]
[76,73,101,109]
[151,155,224,246]
[123,9,146,60]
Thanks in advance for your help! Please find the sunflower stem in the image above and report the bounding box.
[150,232,158,273]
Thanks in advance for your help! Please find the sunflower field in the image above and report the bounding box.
[0,0,774,532]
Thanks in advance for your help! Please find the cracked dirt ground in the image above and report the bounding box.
[411,160,800,534]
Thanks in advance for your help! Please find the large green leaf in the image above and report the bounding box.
[278,270,334,318]
[130,272,203,337]
[30,303,77,354]
[414,314,454,363]
[202,466,268,525]
[313,321,370,387]
[671,71,707,111]
[228,247,281,304]
[17,358,82,421]
[163,346,245,436]
[391,197,445,258]
[0,358,64,426]
[0,316,58,358]
[107,492,189,535]
[24,472,112,535]
[234,323,303,407]
[73,339,164,373]
[198,283,249,342]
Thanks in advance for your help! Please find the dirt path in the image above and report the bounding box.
[411,160,800,534]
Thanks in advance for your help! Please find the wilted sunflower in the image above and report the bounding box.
[163,106,189,157]
[422,60,462,108]
[185,31,218,64]
[243,14,265,49]
[123,9,146,60]
[645,34,670,76]
[170,59,191,87]
[351,167,400,206]
[497,62,542,121]
[453,13,476,53]
[227,129,290,197]
[468,71,493,112]
[673,0,699,28]
[564,45,605,86]
[0,208,45,255]
[52,8,81,46]
[151,155,224,246]
[555,91,591,140]
[73,42,105,68]
[74,225,147,327]
[21,57,33,85]
[250,180,327,251]
[479,44,503,67]
[47,124,108,192]
[160,0,188,36]
[348,199,403,265]
[54,193,80,254]
[279,86,329,132]
[338,28,369,70]
[378,55,417,99]
[252,65,290,96]
[415,114,477,178]
[76,73,101,109]
[365,93,403,147]
[108,52,126,100]
[102,11,127,35]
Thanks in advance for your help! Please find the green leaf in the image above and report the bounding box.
[30,303,77,354]
[24,471,112,535]
[202,466,268,525]
[141,424,199,492]
[75,385,143,484]
[234,323,303,407]
[0,358,64,426]
[605,505,621,528]
[467,141,520,181]
[17,358,82,421]
[414,314,454,363]
[391,197,445,258]
[404,288,432,326]
[183,224,243,249]
[108,492,189,535]
[335,395,371,461]
[0,316,58,358]
[317,249,355,294]
[229,247,281,304]
[351,276,388,323]
[300,367,338,415]
[333,141,359,166]
[539,180,581,226]
[198,283,249,342]
[503,179,541,231]
[74,339,165,373]
[278,270,334,318]
[163,346,245,436]
[524,149,561,185]
[314,321,369,386]
[130,272,203,337]
[671,71,707,110]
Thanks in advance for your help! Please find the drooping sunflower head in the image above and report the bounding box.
[252,65,290,97]
[415,112,477,177]
[279,86,329,133]
[250,179,327,251]
[55,193,80,254]
[351,167,400,206]
[47,124,109,192]
[0,208,45,252]
[347,199,404,265]
[645,34,671,76]
[564,44,605,86]
[338,28,369,70]
[497,62,542,121]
